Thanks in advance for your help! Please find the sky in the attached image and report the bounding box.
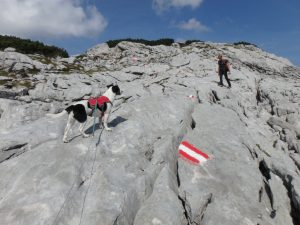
[0,0,299,67]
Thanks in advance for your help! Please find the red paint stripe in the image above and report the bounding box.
[179,150,199,164]
[180,156,199,165]
[181,141,209,159]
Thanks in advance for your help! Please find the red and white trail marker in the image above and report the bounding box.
[178,141,209,164]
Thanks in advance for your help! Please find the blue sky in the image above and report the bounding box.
[0,0,299,67]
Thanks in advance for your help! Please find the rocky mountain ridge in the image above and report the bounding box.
[0,41,300,225]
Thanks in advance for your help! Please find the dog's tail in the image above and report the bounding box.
[46,110,67,118]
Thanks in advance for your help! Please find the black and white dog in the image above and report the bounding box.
[48,85,121,143]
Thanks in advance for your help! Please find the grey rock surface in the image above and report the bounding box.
[0,50,46,71]
[0,41,300,225]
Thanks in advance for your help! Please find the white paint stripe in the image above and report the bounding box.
[179,144,208,163]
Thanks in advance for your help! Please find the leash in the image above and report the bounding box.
[92,101,98,136]
[53,108,104,225]
[79,100,105,224]
[52,133,98,225]
[79,127,104,225]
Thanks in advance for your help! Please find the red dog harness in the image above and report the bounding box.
[87,96,112,116]
[88,96,111,108]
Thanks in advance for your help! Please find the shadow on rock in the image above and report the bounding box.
[84,116,127,134]
[68,134,82,142]
[109,116,127,127]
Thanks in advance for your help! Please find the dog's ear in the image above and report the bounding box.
[112,85,121,95]
[106,84,113,88]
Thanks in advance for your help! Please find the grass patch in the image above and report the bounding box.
[39,57,55,65]
[18,80,33,88]
[29,55,57,67]
[27,67,40,75]
[0,70,10,77]
[0,70,17,78]
[11,80,33,88]
[0,80,9,86]
[58,63,85,74]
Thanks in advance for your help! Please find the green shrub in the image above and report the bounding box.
[0,35,69,58]
[233,41,257,47]
[106,38,175,48]
[179,40,203,47]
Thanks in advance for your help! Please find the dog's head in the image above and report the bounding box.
[107,84,121,95]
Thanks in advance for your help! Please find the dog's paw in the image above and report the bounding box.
[83,134,90,138]
[105,128,112,131]
[63,139,69,143]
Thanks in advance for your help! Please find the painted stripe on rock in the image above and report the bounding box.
[181,141,209,159]
[179,150,199,164]
[179,144,208,163]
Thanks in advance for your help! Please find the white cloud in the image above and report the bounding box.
[0,0,107,38]
[153,0,203,13]
[177,18,209,32]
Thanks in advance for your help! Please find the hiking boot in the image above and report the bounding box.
[218,83,223,87]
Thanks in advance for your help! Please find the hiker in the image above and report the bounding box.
[217,54,231,88]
